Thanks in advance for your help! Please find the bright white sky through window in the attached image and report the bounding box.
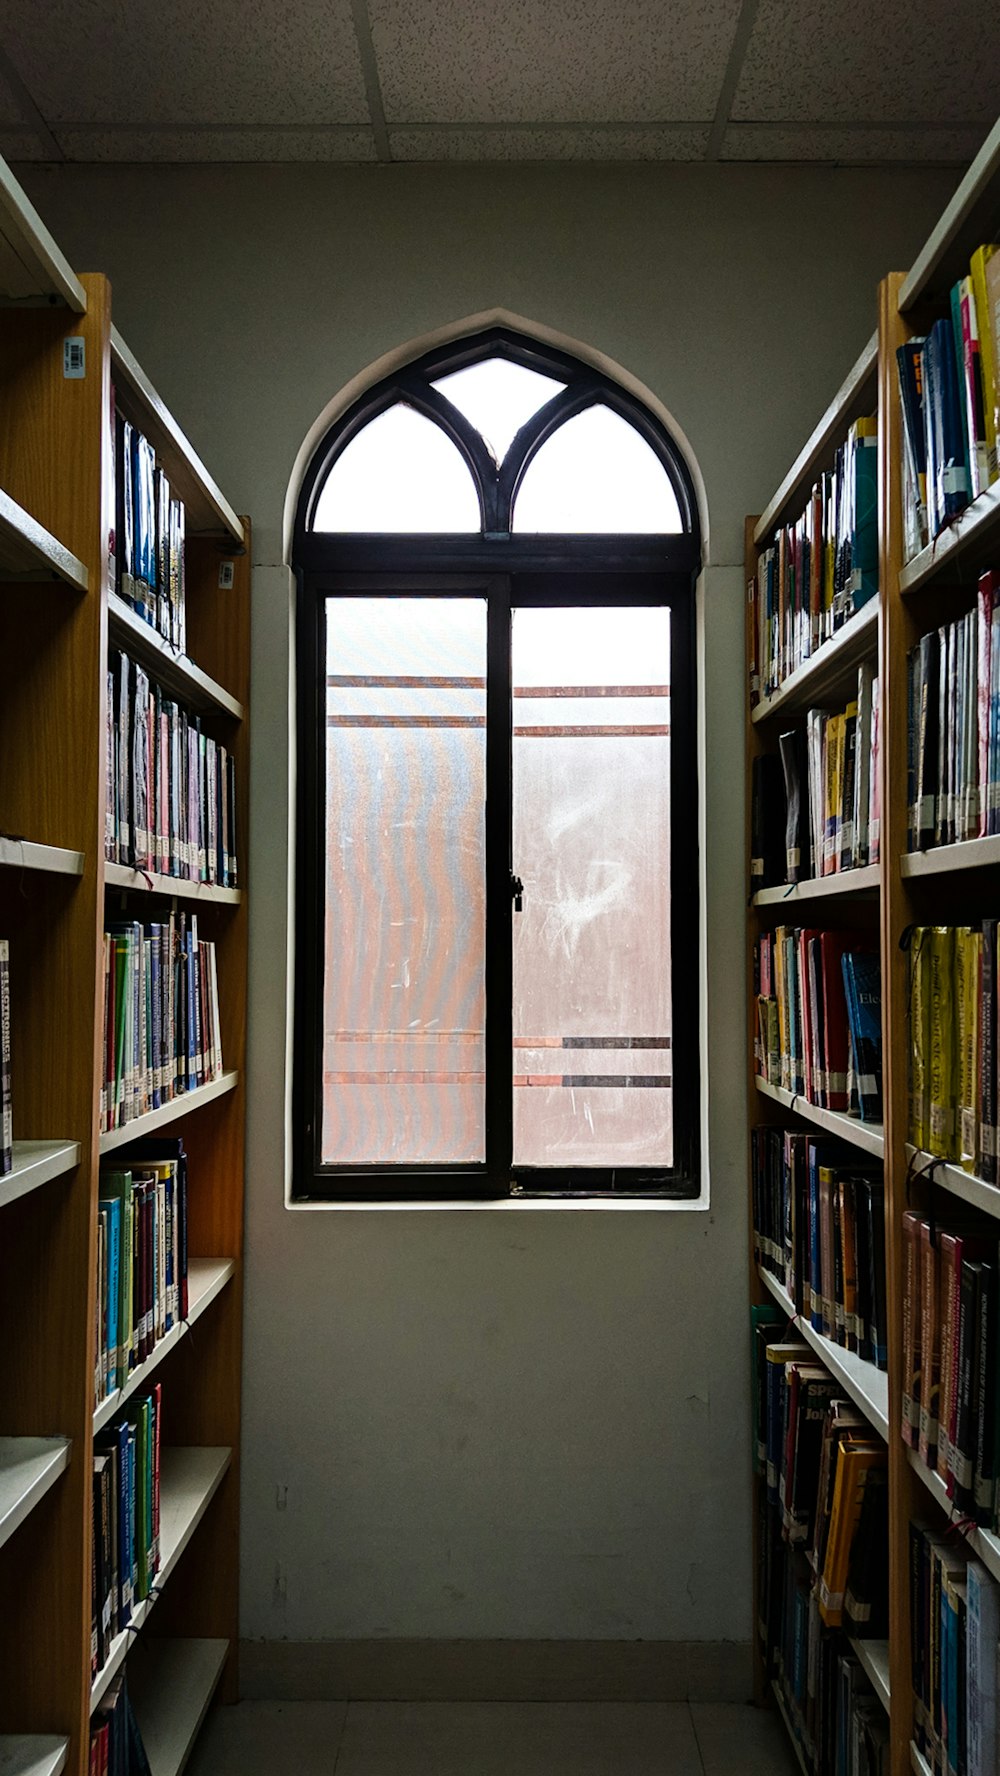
[312,361,682,535]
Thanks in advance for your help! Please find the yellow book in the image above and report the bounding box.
[909,926,931,1151]
[971,244,998,483]
[959,927,982,1171]
[818,1441,886,1627]
[928,925,957,1159]
[825,715,842,875]
[775,927,789,1092]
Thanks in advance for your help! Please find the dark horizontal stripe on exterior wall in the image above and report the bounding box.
[513,724,670,737]
[327,714,485,728]
[515,684,669,699]
[326,676,668,697]
[514,1036,671,1049]
[323,1069,671,1088]
[514,1074,672,1088]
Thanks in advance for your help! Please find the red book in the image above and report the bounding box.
[819,932,856,1112]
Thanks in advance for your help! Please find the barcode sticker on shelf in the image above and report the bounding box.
[219,562,235,589]
[63,336,85,378]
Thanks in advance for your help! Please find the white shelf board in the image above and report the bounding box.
[1,1140,81,1211]
[754,331,878,544]
[910,1744,933,1776]
[105,862,240,907]
[110,328,243,543]
[99,1071,238,1155]
[905,1143,1000,1221]
[753,863,880,907]
[0,838,84,878]
[899,479,1000,597]
[94,1259,236,1434]
[128,1638,228,1776]
[0,489,88,591]
[0,1738,68,1776]
[90,1446,231,1713]
[0,1438,70,1552]
[899,117,1000,311]
[0,157,86,311]
[759,1267,889,1441]
[771,1681,810,1776]
[754,1076,885,1159]
[108,593,243,722]
[902,832,1000,877]
[751,599,879,724]
[847,1637,890,1713]
[907,1447,1000,1585]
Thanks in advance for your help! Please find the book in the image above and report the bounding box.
[0,938,10,1174]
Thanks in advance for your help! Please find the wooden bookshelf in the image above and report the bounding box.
[750,595,878,723]
[0,155,248,1776]
[747,120,1000,1776]
[128,1639,228,1776]
[752,862,880,907]
[757,1267,889,1439]
[753,1077,884,1159]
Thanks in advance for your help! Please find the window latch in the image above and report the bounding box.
[511,873,524,912]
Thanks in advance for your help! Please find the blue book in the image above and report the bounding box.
[931,315,972,534]
[98,1196,121,1397]
[841,951,882,1123]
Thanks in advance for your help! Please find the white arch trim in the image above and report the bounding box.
[282,305,710,563]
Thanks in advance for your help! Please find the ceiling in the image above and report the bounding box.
[0,0,995,166]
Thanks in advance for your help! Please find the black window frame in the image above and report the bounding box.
[292,329,702,1203]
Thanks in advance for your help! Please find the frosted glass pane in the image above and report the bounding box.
[432,358,565,465]
[323,597,486,1164]
[512,406,682,534]
[511,606,672,1169]
[313,405,480,533]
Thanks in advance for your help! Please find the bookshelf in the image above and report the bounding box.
[0,156,248,1776]
[747,117,1000,1776]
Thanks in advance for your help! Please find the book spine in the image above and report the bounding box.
[0,939,10,1174]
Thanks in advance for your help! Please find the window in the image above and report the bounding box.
[293,331,700,1201]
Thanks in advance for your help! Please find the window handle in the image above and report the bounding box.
[511,873,524,912]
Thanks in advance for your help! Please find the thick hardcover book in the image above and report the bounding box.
[897,339,929,547]
[930,314,972,534]
[841,949,882,1123]
[750,754,785,892]
[967,1558,999,1776]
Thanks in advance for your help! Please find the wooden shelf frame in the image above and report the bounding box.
[0,1439,71,1553]
[0,489,88,591]
[0,159,86,312]
[757,1266,889,1440]
[89,1447,232,1713]
[99,1071,239,1155]
[108,592,244,722]
[751,597,879,725]
[93,1259,236,1435]
[752,863,880,907]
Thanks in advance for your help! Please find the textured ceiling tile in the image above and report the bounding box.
[722,125,986,164]
[732,0,1000,124]
[3,0,369,128]
[370,0,742,123]
[1,131,47,161]
[0,61,30,127]
[389,125,709,159]
[54,128,378,162]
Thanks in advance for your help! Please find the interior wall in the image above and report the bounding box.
[19,159,956,1650]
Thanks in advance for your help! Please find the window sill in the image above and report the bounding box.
[286,1192,709,1212]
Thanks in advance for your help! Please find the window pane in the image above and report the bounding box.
[313,405,480,533]
[323,598,486,1164]
[432,358,565,466]
[511,606,672,1170]
[512,405,682,533]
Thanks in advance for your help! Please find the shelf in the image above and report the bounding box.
[907,1447,1000,1586]
[108,592,243,722]
[901,833,1000,878]
[105,862,241,907]
[754,331,878,544]
[759,1267,889,1441]
[0,158,86,311]
[754,1077,885,1160]
[751,599,879,724]
[0,1140,81,1211]
[771,1681,811,1776]
[128,1638,228,1776]
[0,489,88,591]
[899,117,1000,311]
[910,1744,933,1776]
[905,1143,1000,1221]
[899,478,1000,597]
[752,864,880,907]
[847,1637,890,1713]
[90,1446,231,1712]
[0,1739,68,1776]
[110,328,243,543]
[0,838,85,878]
[94,1259,236,1434]
[99,1071,238,1155]
[0,1438,70,1552]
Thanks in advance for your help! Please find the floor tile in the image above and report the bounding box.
[185,1700,347,1776]
[333,1701,703,1775]
[691,1701,803,1774]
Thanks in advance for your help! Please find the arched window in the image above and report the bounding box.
[293,330,701,1202]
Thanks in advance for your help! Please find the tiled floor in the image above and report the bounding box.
[186,1699,802,1774]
